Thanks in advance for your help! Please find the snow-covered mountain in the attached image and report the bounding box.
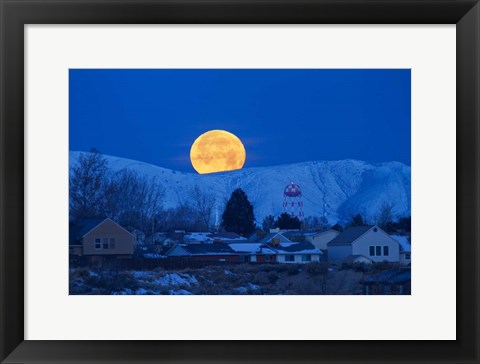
[70,151,411,224]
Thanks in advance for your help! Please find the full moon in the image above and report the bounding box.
[190,130,246,174]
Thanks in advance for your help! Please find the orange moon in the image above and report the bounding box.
[190,130,246,174]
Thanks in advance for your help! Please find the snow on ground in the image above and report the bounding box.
[152,273,198,287]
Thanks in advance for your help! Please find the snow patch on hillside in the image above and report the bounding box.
[70,151,411,223]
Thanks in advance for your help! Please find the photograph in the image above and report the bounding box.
[69,68,411,295]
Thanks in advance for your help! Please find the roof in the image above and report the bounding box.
[69,218,105,245]
[390,235,411,252]
[179,243,236,255]
[213,231,245,239]
[283,229,338,239]
[184,232,212,242]
[327,225,374,246]
[229,243,277,255]
[271,242,322,255]
[257,232,291,245]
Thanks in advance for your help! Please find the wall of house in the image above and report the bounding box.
[254,255,277,263]
[327,245,353,262]
[277,254,321,264]
[307,230,340,250]
[83,219,135,256]
[400,252,411,265]
[352,229,400,262]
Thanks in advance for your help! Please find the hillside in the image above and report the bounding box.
[70,151,411,224]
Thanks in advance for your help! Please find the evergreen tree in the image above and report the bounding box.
[275,212,301,229]
[262,214,276,231]
[221,188,255,236]
[350,213,365,227]
[331,223,343,232]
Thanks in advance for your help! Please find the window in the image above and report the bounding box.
[302,255,311,262]
[376,246,382,256]
[109,238,116,249]
[285,255,295,262]
[369,246,375,256]
[94,238,101,250]
[405,253,411,260]
[383,246,389,256]
[103,238,109,249]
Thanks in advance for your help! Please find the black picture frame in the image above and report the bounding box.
[1,0,479,363]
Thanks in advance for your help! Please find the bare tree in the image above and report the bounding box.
[188,185,216,231]
[69,149,108,219]
[104,169,165,234]
[375,202,394,230]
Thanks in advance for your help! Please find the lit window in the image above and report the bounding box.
[95,238,101,250]
[369,246,375,256]
[383,246,389,256]
[109,238,116,249]
[376,246,382,256]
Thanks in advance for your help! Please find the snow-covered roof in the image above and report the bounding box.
[184,232,213,242]
[228,243,277,255]
[390,235,411,252]
[273,242,322,255]
[176,243,236,255]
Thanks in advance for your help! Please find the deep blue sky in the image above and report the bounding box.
[70,69,410,172]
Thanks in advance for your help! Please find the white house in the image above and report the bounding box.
[327,225,400,263]
[304,229,340,250]
[390,235,411,265]
[273,242,323,263]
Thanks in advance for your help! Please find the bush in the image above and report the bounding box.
[305,262,328,276]
[286,265,301,276]
[268,272,279,284]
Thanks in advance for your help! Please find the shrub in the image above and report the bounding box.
[286,265,301,276]
[268,272,279,284]
[305,262,329,276]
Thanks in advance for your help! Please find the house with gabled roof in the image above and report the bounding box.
[283,229,340,250]
[390,235,411,265]
[257,231,292,245]
[164,243,241,263]
[69,218,135,257]
[271,242,323,263]
[327,225,400,263]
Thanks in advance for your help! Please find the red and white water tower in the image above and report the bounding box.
[283,182,304,219]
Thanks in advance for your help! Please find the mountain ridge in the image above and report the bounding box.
[70,151,411,224]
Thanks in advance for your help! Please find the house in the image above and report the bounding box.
[283,229,340,250]
[257,231,292,245]
[390,235,411,265]
[165,243,240,263]
[271,242,323,263]
[69,218,135,257]
[327,225,400,263]
[228,243,278,263]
